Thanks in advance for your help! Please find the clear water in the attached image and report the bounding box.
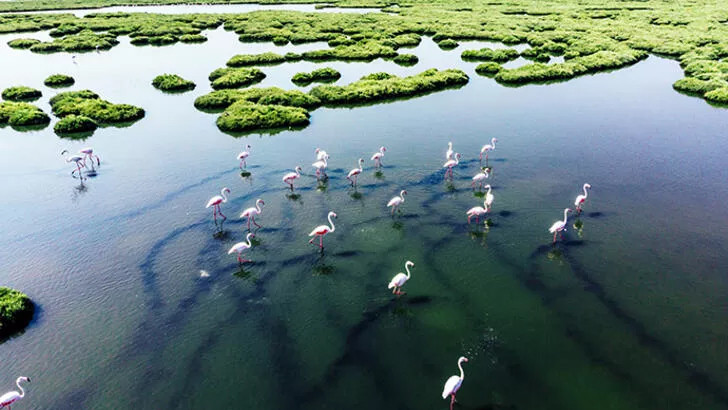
[1,13,728,410]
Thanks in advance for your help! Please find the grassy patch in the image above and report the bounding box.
[0,287,34,338]
[49,90,145,124]
[216,101,310,132]
[705,87,728,104]
[301,41,397,61]
[0,101,50,127]
[31,30,118,53]
[209,67,266,90]
[54,114,98,134]
[475,62,503,76]
[2,86,42,102]
[393,53,419,66]
[227,52,286,67]
[292,67,341,85]
[7,38,40,49]
[195,87,321,110]
[44,74,75,87]
[179,33,207,43]
[152,74,196,92]
[462,47,520,62]
[437,39,459,50]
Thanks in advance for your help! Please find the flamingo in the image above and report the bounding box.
[443,153,461,179]
[480,137,498,162]
[61,149,85,176]
[549,208,572,243]
[228,233,255,264]
[471,167,490,190]
[484,184,494,209]
[308,211,336,249]
[0,377,30,409]
[446,141,454,160]
[466,199,489,224]
[314,148,328,161]
[442,357,468,410]
[206,187,230,222]
[388,260,414,295]
[346,158,364,186]
[79,147,100,169]
[237,145,251,169]
[282,166,303,190]
[371,146,386,168]
[240,199,265,230]
[574,183,592,214]
[312,155,329,179]
[387,190,407,215]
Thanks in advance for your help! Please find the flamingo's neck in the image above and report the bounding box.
[358,161,363,172]
[458,361,465,381]
[221,190,228,203]
[400,192,406,201]
[486,186,491,196]
[328,214,336,232]
[491,138,497,148]
[583,185,589,199]
[246,235,253,247]
[405,264,412,279]
[16,379,24,398]
[296,168,301,177]
[562,209,569,224]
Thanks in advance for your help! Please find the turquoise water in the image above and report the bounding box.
[0,11,727,410]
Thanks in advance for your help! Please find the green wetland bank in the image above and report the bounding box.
[1,1,728,409]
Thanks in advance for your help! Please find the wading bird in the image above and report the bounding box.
[443,153,461,179]
[61,149,85,176]
[446,141,454,160]
[371,146,386,168]
[347,158,364,186]
[79,147,100,169]
[574,183,592,214]
[387,190,407,215]
[442,357,468,410]
[549,208,572,243]
[312,155,329,179]
[471,167,489,190]
[282,166,303,190]
[480,138,498,162]
[0,376,30,409]
[466,199,489,224]
[237,145,251,169]
[484,184,494,209]
[308,211,336,249]
[228,233,255,264]
[206,187,230,222]
[388,260,414,295]
[240,199,265,230]
[314,148,328,161]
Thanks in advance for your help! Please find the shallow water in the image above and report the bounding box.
[0,15,728,410]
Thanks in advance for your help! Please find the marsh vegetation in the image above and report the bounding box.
[152,73,196,91]
[0,287,34,338]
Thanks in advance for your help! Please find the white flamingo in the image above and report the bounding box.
[346,158,364,186]
[228,233,255,264]
[466,199,489,224]
[0,376,30,409]
[484,184,494,209]
[387,190,407,215]
[443,153,460,179]
[549,208,572,243]
[240,199,265,230]
[371,146,386,168]
[61,149,85,176]
[471,167,490,190]
[446,141,454,160]
[314,148,328,161]
[312,155,329,179]
[480,137,497,161]
[79,147,100,169]
[237,145,251,169]
[205,187,230,222]
[308,211,336,249]
[574,183,591,213]
[282,166,303,190]
[388,260,414,295]
[442,357,468,410]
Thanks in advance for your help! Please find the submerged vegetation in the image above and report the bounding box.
[0,101,50,127]
[291,67,341,85]
[2,86,41,102]
[0,287,34,338]
[44,74,75,87]
[152,73,196,92]
[49,90,145,124]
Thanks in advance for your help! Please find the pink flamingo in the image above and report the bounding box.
[480,137,498,162]
[308,211,336,249]
[387,190,407,215]
[205,187,230,222]
[443,153,461,179]
[0,377,30,410]
[371,146,386,168]
[388,260,414,295]
[466,199,489,224]
[79,147,100,169]
[442,357,468,410]
[237,145,251,169]
[228,233,255,264]
[312,155,329,179]
[346,158,364,186]
[471,167,490,190]
[61,149,85,176]
[240,199,265,230]
[484,184,494,209]
[549,208,572,243]
[574,183,591,214]
[314,148,328,161]
[282,166,303,190]
[446,141,454,160]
